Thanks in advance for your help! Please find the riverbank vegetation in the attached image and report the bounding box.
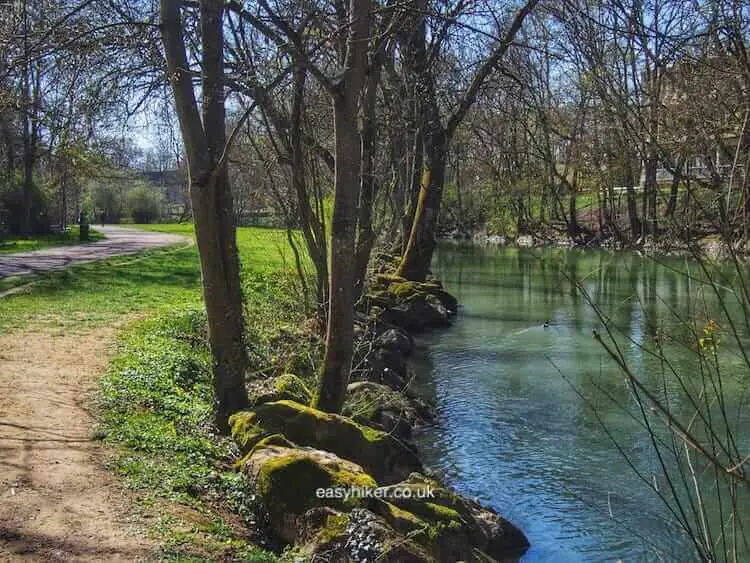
[576,248,750,561]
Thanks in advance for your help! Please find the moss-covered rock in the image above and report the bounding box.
[374,500,426,534]
[271,373,312,404]
[249,433,295,454]
[368,495,515,562]
[229,400,423,484]
[247,373,312,407]
[380,293,452,332]
[378,473,530,560]
[344,381,434,440]
[230,410,265,453]
[376,277,458,316]
[389,281,423,300]
[241,443,376,543]
[242,445,526,561]
[372,272,407,288]
[298,507,433,562]
[363,290,398,311]
[365,275,458,332]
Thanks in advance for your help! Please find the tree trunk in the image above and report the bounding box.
[354,61,384,294]
[290,61,328,307]
[624,165,639,238]
[567,178,578,239]
[400,129,423,255]
[161,0,249,431]
[315,99,361,413]
[20,0,34,235]
[191,172,249,429]
[395,1,446,281]
[396,131,447,281]
[396,0,537,280]
[314,0,369,414]
[665,157,683,218]
[60,166,68,230]
[641,151,658,236]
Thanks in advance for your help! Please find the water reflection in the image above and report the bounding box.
[412,244,750,562]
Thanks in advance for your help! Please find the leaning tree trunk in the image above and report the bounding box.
[396,0,538,281]
[395,0,447,282]
[396,130,447,281]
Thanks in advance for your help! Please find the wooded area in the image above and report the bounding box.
[2,1,750,560]
[1,0,749,421]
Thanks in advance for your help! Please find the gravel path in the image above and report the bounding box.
[0,225,190,278]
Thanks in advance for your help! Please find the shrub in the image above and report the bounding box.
[0,176,51,234]
[127,185,162,224]
[90,182,123,224]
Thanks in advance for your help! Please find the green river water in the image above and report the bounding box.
[412,243,750,562]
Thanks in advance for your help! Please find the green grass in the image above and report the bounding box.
[0,226,305,331]
[0,226,104,254]
[130,223,310,274]
[99,310,281,561]
[0,222,317,559]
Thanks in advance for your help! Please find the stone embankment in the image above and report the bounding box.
[227,258,530,561]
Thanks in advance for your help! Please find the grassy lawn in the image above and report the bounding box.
[130,223,308,274]
[0,225,303,331]
[0,226,104,254]
[0,223,315,559]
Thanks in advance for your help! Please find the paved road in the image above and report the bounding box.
[0,225,190,278]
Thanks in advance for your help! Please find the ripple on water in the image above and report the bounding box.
[410,245,736,561]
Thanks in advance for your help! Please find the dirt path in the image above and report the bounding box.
[0,225,188,278]
[0,326,154,561]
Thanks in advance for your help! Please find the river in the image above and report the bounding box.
[412,243,750,562]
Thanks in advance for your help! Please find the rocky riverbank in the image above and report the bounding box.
[462,229,750,260]
[227,261,530,561]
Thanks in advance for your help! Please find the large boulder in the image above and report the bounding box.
[386,280,459,316]
[378,473,529,560]
[344,381,434,441]
[381,293,451,332]
[246,373,313,407]
[240,441,376,543]
[297,507,431,562]
[241,441,528,561]
[294,477,529,562]
[230,400,423,484]
[364,278,458,333]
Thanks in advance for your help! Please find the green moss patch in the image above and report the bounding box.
[230,400,422,483]
[243,444,377,543]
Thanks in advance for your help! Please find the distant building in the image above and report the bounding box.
[656,52,748,186]
[139,168,189,219]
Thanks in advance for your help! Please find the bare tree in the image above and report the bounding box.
[396,0,539,281]
[161,0,249,430]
